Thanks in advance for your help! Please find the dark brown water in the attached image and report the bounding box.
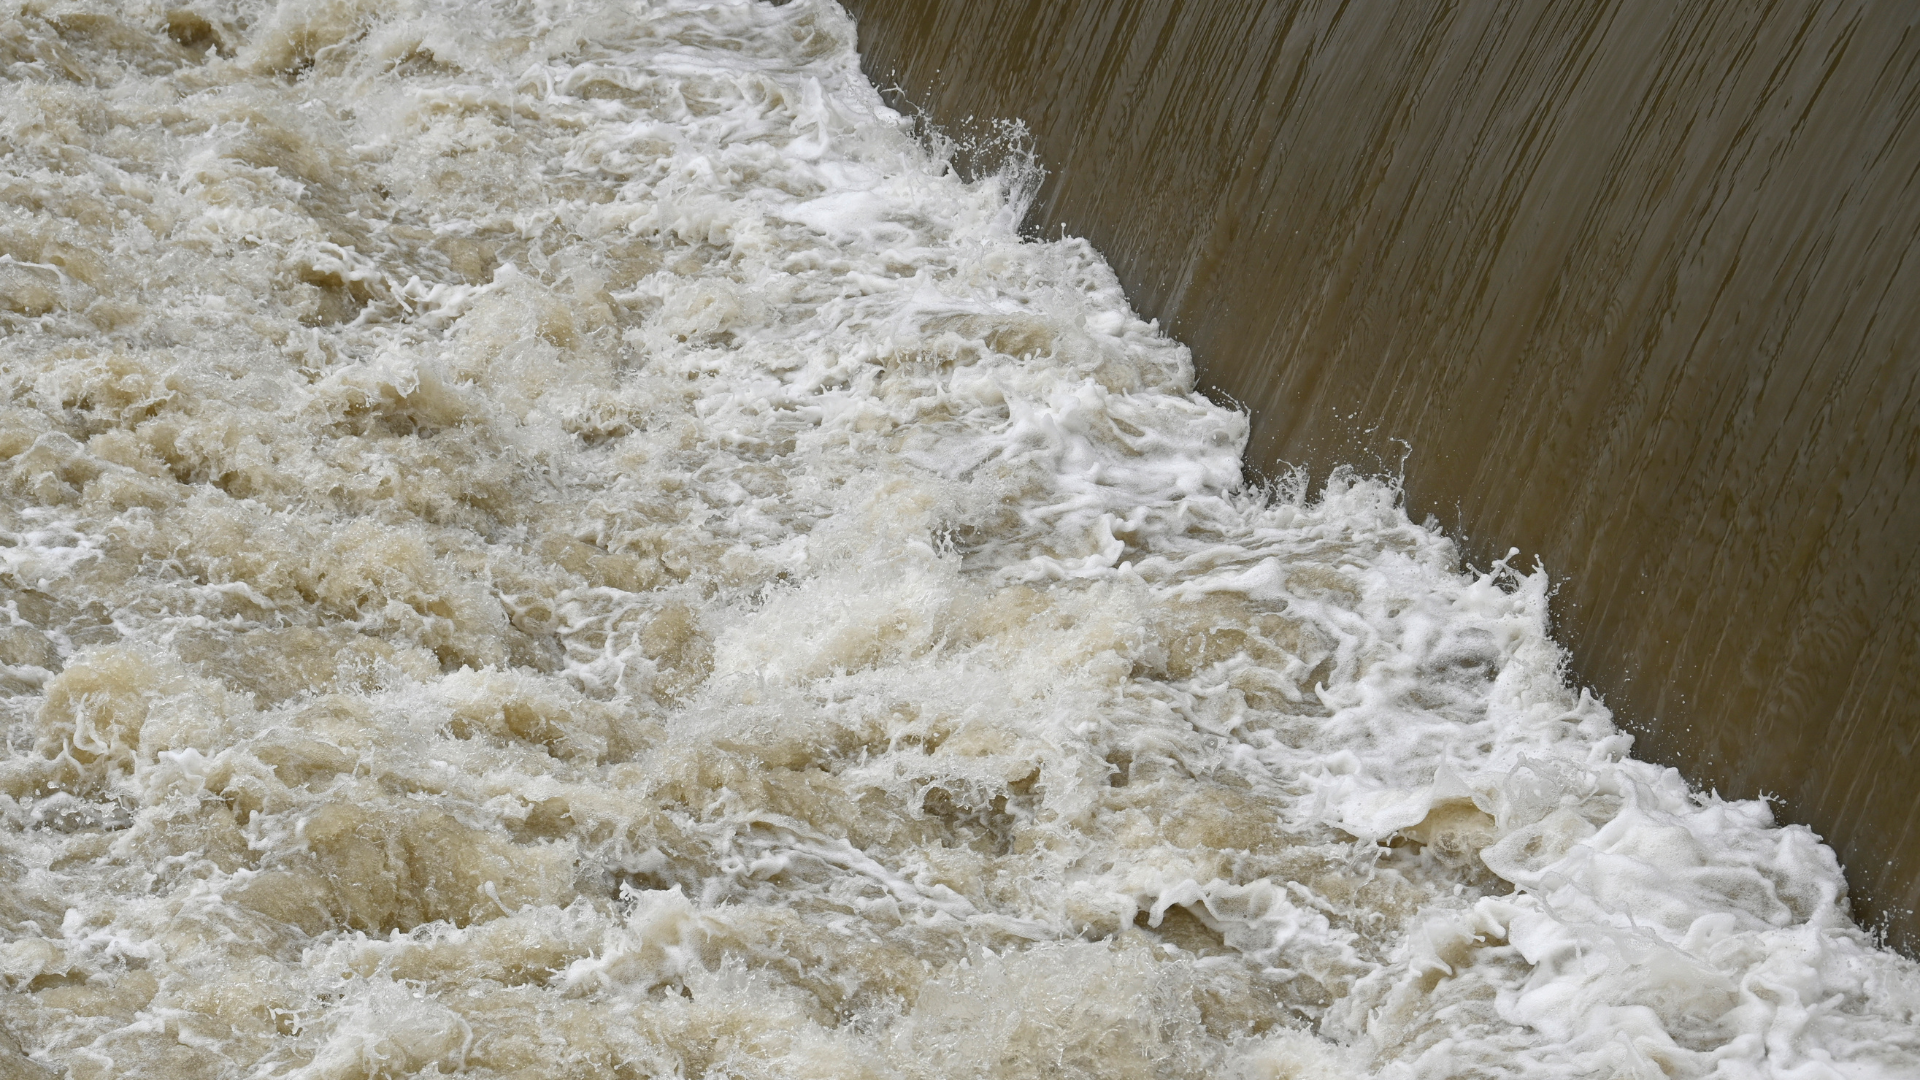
[845,0,1920,952]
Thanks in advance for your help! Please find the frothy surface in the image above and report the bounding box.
[0,2,1915,1077]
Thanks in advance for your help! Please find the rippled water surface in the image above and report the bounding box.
[842,0,1920,950]
[0,2,1916,1077]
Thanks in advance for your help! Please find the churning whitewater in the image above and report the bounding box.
[0,1,1916,1077]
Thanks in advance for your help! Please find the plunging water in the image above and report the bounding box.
[0,3,1915,1078]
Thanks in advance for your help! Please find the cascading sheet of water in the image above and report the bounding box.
[0,2,1915,1077]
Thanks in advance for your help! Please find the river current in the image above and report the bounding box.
[0,2,1915,1077]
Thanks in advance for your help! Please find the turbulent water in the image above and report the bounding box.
[0,1,1915,1077]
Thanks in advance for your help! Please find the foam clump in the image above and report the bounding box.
[0,1,1915,1077]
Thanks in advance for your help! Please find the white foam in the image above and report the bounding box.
[0,1,1913,1077]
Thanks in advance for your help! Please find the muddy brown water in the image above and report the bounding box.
[844,0,1920,952]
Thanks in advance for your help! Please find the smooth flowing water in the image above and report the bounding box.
[843,0,1920,955]
[0,2,1916,1078]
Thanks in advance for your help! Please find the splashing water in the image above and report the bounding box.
[0,2,1915,1077]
